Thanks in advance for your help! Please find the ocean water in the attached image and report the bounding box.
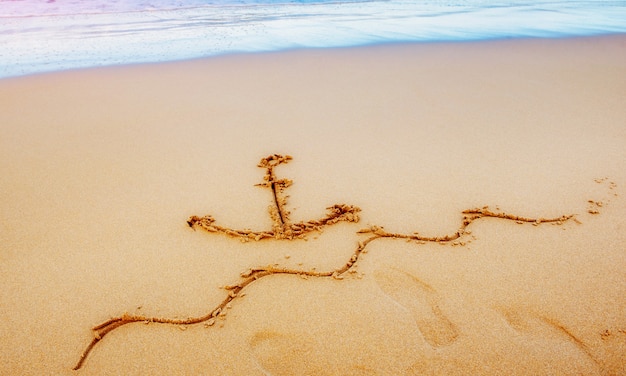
[1,0,625,79]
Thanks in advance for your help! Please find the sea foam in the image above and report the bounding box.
[1,0,626,79]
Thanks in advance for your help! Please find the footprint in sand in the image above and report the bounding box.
[249,330,323,376]
[498,308,602,373]
[373,268,459,348]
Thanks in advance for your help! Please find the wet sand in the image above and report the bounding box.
[1,35,625,375]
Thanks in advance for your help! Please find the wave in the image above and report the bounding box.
[1,0,626,79]
[0,0,376,18]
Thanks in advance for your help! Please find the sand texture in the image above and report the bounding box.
[1,36,625,375]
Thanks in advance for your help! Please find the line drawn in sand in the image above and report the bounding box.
[74,153,589,370]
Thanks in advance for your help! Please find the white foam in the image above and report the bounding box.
[1,0,626,78]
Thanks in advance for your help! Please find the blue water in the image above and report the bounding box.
[1,0,626,79]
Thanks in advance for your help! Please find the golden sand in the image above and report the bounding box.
[1,36,625,375]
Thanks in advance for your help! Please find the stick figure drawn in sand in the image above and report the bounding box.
[73,153,577,370]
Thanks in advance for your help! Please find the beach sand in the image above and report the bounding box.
[1,35,625,375]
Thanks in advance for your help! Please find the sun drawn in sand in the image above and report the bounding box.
[74,153,608,371]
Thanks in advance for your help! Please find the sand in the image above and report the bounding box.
[1,35,625,375]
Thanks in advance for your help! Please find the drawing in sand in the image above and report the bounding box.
[73,153,578,370]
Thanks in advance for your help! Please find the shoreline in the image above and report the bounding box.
[2,33,624,82]
[1,33,625,82]
[0,19,626,80]
[1,35,625,374]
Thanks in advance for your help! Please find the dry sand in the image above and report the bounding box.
[1,35,625,375]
